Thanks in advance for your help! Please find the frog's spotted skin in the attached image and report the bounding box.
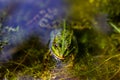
[49,26,77,60]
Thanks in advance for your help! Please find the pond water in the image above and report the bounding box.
[0,0,66,62]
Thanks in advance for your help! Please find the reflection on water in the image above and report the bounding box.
[0,0,66,62]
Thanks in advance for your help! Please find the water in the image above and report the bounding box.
[0,0,66,62]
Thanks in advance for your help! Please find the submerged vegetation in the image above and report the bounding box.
[0,0,120,80]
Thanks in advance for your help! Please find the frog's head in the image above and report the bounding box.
[50,28,75,59]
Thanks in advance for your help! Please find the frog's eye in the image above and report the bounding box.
[52,41,57,47]
[54,44,58,47]
[53,42,62,48]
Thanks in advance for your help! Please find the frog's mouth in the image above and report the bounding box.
[54,54,65,60]
[51,48,65,60]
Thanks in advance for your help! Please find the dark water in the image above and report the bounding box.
[0,0,66,62]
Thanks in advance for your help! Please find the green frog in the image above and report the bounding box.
[49,21,78,60]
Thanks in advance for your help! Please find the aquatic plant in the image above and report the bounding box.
[109,22,120,33]
[0,23,19,51]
